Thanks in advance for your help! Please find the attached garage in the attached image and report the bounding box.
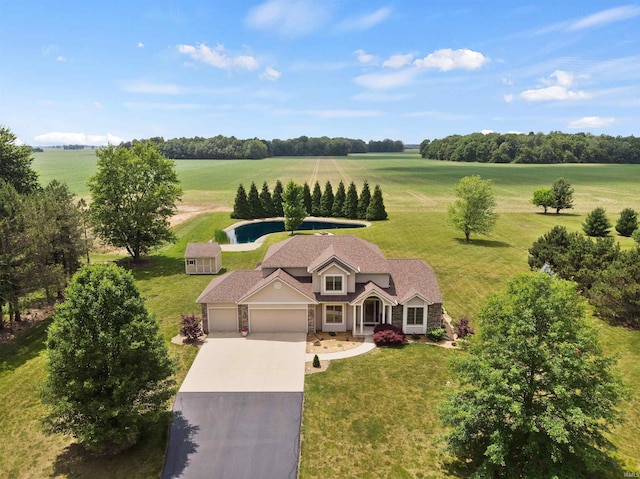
[249,305,308,333]
[208,304,238,332]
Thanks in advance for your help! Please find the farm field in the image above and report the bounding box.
[2,151,639,477]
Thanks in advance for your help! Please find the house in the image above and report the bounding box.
[196,235,442,335]
[184,242,222,275]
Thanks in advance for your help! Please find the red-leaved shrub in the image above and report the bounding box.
[373,323,403,334]
[373,329,405,346]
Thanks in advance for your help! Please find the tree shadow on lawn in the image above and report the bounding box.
[115,255,188,281]
[0,318,51,373]
[453,238,511,248]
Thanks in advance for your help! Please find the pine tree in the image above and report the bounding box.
[231,183,250,219]
[311,181,322,216]
[615,208,638,237]
[332,181,346,217]
[583,207,611,237]
[320,180,334,217]
[302,182,312,215]
[259,181,274,217]
[365,184,387,220]
[343,181,359,219]
[357,180,371,219]
[272,180,284,217]
[247,181,264,219]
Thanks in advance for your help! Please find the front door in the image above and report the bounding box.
[364,299,379,325]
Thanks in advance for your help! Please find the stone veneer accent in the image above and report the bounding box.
[427,303,443,329]
[307,305,315,333]
[391,305,403,329]
[201,303,209,334]
[238,304,248,332]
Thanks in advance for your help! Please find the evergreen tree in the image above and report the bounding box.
[247,181,265,219]
[41,264,175,455]
[332,181,346,217]
[365,184,387,220]
[320,180,334,217]
[343,181,359,219]
[311,181,322,216]
[615,208,638,237]
[302,182,312,215]
[552,177,574,214]
[0,125,39,194]
[358,180,371,219]
[272,180,284,217]
[583,207,612,237]
[231,183,250,219]
[259,181,274,217]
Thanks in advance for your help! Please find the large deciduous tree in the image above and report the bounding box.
[531,187,554,214]
[552,177,574,214]
[41,264,175,455]
[87,143,182,263]
[282,180,306,234]
[447,175,497,241]
[0,125,39,194]
[440,273,622,478]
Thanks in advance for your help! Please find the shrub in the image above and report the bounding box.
[411,333,420,340]
[329,331,337,336]
[312,354,320,368]
[180,313,203,340]
[454,317,475,339]
[582,207,611,237]
[373,329,405,346]
[427,326,445,342]
[615,208,638,237]
[373,323,403,334]
[214,229,229,243]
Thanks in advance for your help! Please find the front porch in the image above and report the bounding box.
[351,296,397,337]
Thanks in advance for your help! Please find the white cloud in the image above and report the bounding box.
[507,130,524,134]
[414,48,488,71]
[177,43,259,71]
[481,129,495,135]
[56,56,67,62]
[568,5,640,31]
[246,0,331,37]
[383,53,413,69]
[353,69,418,90]
[123,81,189,95]
[260,67,281,81]
[520,70,590,102]
[338,7,392,31]
[354,49,378,66]
[33,132,124,146]
[137,41,145,48]
[542,70,576,87]
[93,102,103,109]
[568,116,615,129]
[504,94,514,103]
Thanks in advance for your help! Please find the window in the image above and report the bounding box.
[325,275,343,292]
[407,307,424,325]
[187,259,195,265]
[325,305,344,324]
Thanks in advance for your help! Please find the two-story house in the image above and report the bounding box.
[196,235,442,335]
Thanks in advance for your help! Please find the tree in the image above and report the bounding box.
[582,207,611,237]
[531,188,554,214]
[87,143,182,264]
[272,180,284,217]
[357,180,371,219]
[302,182,312,215]
[320,180,334,217]
[282,180,306,234]
[259,181,274,217]
[231,184,250,219]
[447,175,497,241]
[41,264,175,454]
[615,208,638,237]
[311,181,322,216]
[247,181,265,219]
[0,179,26,324]
[332,181,346,217]
[552,177,574,214]
[0,125,39,194]
[365,185,387,220]
[343,181,359,219]
[440,273,622,478]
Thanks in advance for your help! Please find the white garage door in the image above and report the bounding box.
[250,307,307,333]
[208,307,238,332]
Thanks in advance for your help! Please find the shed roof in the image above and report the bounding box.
[185,242,221,258]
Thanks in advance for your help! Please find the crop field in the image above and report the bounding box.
[2,150,638,477]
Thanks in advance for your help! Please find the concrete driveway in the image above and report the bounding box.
[162,333,306,479]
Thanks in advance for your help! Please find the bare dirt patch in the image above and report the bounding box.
[306,332,363,354]
[1,307,53,343]
[169,203,229,228]
[305,359,330,374]
[170,333,206,346]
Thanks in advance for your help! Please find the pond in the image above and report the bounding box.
[227,219,367,244]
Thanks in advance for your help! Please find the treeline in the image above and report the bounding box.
[119,135,404,160]
[231,179,387,221]
[421,131,640,164]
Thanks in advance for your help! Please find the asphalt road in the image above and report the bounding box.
[162,391,303,479]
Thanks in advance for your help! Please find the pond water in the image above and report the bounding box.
[228,219,366,244]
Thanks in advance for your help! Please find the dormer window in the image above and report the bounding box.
[324,275,344,293]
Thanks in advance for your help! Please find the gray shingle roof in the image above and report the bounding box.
[196,270,263,303]
[185,242,221,258]
[386,259,442,304]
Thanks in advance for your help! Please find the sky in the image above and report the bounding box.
[1,1,639,146]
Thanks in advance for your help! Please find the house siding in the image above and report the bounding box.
[427,303,443,329]
[308,305,316,333]
[201,303,209,334]
[391,305,403,329]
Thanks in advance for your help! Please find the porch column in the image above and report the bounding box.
[382,303,386,324]
[352,305,356,335]
[359,304,364,335]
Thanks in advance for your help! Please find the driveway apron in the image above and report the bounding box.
[162,333,306,479]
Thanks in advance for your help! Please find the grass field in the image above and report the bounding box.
[2,151,639,477]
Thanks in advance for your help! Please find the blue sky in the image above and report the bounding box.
[1,1,639,146]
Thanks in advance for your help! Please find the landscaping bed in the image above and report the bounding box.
[306,332,363,354]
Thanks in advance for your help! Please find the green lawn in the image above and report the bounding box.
[2,152,639,477]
